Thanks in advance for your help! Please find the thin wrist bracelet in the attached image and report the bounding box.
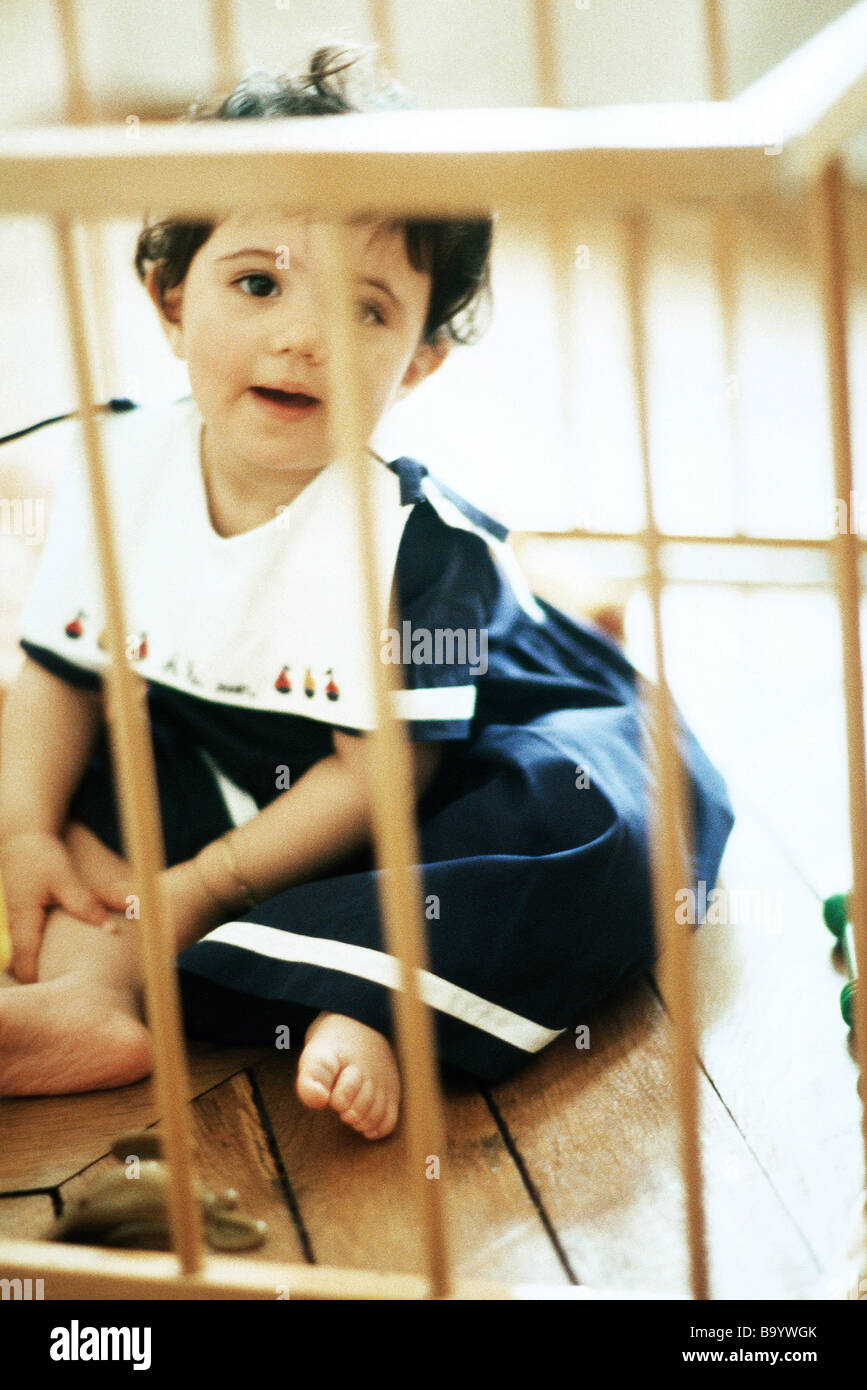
[218,832,259,912]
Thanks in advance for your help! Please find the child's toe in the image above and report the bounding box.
[339,1073,375,1125]
[358,1090,389,1135]
[296,1047,340,1109]
[329,1062,365,1116]
[366,1095,399,1140]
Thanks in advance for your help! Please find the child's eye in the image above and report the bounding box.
[360,301,386,325]
[235,273,279,298]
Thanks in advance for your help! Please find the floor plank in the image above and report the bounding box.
[0,1041,266,1192]
[489,979,817,1298]
[689,792,866,1275]
[51,1070,305,1265]
[252,1050,569,1285]
[0,1194,55,1241]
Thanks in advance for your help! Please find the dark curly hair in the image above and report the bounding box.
[133,44,494,348]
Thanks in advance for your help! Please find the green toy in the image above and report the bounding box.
[823,893,859,1028]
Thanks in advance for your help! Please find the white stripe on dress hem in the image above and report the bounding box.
[197,920,565,1053]
[391,683,476,720]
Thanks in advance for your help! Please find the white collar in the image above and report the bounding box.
[19,397,416,729]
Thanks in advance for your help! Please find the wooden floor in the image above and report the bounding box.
[1,589,865,1298]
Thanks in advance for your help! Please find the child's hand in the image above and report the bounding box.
[0,830,122,983]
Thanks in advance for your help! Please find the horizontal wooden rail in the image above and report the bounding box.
[734,0,867,185]
[0,1239,684,1300]
[0,107,806,218]
[2,7,867,218]
[514,536,847,590]
[513,529,863,549]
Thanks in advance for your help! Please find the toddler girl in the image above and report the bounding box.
[0,46,734,1139]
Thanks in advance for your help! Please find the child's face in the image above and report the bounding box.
[148,210,449,476]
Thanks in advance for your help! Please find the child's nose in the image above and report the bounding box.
[270,290,325,360]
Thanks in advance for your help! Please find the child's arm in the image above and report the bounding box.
[0,657,105,840]
[0,657,118,979]
[171,732,442,950]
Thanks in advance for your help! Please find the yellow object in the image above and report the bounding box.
[0,868,11,974]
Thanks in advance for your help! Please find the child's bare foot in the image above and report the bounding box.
[296,1011,400,1140]
[0,971,152,1096]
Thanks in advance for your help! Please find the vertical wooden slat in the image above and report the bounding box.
[369,0,397,77]
[208,0,236,100]
[812,158,867,1252]
[56,0,88,125]
[57,0,116,403]
[532,0,559,107]
[704,0,747,537]
[53,217,205,1276]
[529,5,578,468]
[710,204,745,532]
[703,0,727,108]
[544,215,580,463]
[317,219,451,1299]
[623,206,709,1301]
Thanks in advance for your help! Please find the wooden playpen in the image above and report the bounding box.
[1,0,867,1299]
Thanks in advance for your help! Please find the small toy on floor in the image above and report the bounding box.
[810,893,867,1298]
[48,1130,268,1252]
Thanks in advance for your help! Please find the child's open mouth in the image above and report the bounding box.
[250,386,322,418]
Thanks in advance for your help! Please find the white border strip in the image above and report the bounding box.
[419,475,546,623]
[391,684,476,720]
[196,746,260,828]
[200,920,564,1053]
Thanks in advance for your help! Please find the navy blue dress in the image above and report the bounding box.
[11,398,735,1083]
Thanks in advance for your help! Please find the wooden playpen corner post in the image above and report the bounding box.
[316,217,451,1300]
[811,156,867,1252]
[52,214,206,1277]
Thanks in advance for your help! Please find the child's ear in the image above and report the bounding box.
[144,267,186,361]
[397,335,450,402]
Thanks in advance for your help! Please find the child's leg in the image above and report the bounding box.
[0,822,400,1132]
[0,821,150,1094]
[0,904,152,1095]
[64,819,131,901]
[65,821,400,1134]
